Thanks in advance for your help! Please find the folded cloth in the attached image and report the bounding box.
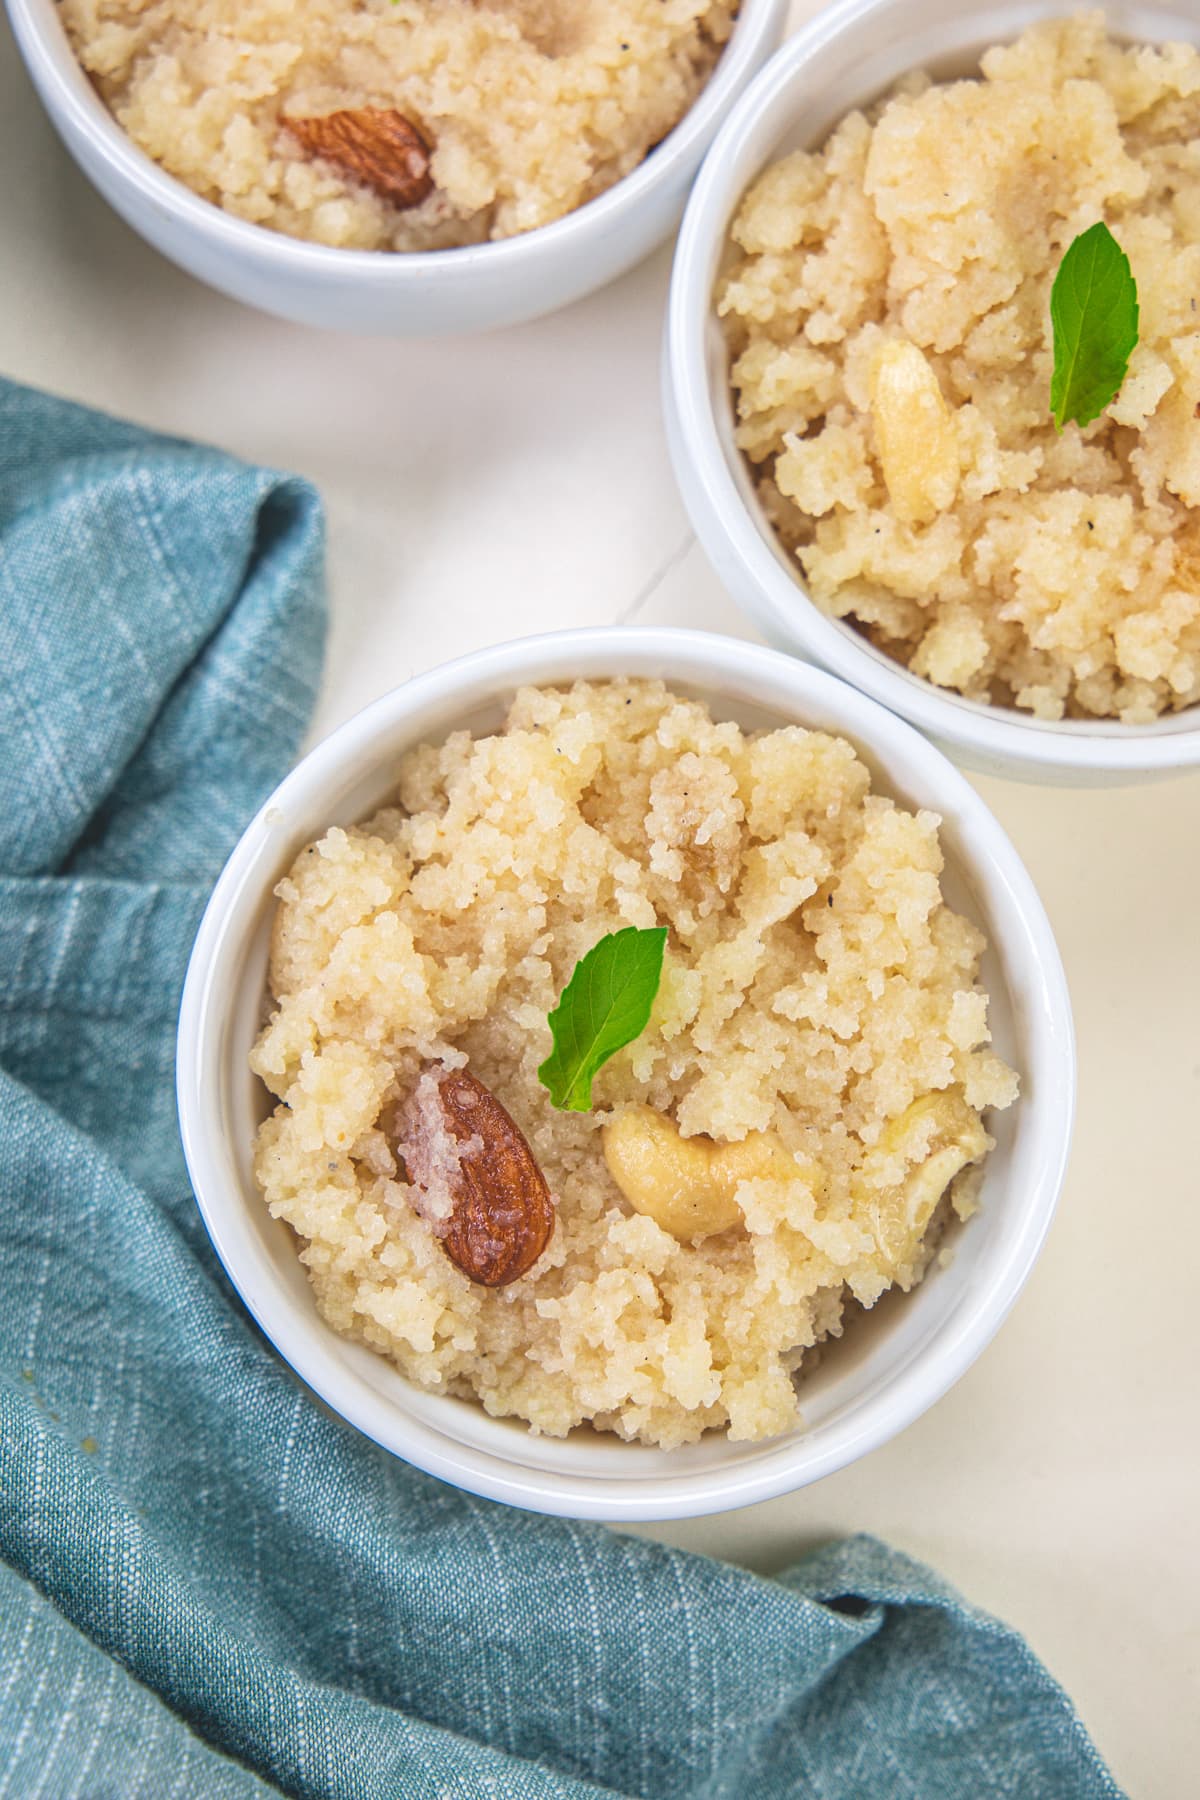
[0,376,1122,1800]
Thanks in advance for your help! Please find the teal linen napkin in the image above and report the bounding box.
[0,376,1123,1800]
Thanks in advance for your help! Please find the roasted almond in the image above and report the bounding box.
[283,107,434,211]
[397,1065,555,1287]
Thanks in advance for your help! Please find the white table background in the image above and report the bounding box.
[3,6,1197,1792]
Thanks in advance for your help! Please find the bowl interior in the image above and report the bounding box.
[185,632,1068,1515]
[693,0,1200,752]
[9,0,787,279]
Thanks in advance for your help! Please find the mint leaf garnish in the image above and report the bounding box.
[1050,222,1140,432]
[537,927,667,1112]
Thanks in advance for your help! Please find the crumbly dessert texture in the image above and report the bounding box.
[251,682,1016,1447]
[719,14,1200,723]
[60,0,737,249]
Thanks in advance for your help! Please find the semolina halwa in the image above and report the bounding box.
[250,681,1017,1447]
[719,14,1200,723]
[60,0,738,250]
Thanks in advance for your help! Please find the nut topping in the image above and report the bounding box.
[868,339,960,525]
[602,1105,823,1241]
[852,1088,988,1274]
[283,107,434,211]
[397,1066,555,1287]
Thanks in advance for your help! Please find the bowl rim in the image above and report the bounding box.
[5,0,789,281]
[665,0,1200,776]
[176,625,1075,1519]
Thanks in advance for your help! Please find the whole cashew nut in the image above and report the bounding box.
[602,1105,815,1241]
[856,1088,989,1271]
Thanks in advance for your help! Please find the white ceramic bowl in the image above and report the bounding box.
[665,0,1200,784]
[177,626,1073,1519]
[5,0,787,336]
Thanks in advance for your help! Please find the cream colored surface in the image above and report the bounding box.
[1,3,1195,1790]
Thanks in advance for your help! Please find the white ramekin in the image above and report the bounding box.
[665,0,1200,784]
[5,0,787,335]
[177,627,1074,1520]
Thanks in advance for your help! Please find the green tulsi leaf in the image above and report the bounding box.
[1049,222,1140,432]
[538,926,668,1112]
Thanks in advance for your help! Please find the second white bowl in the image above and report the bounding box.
[177,627,1074,1519]
[665,0,1200,784]
[6,0,787,335]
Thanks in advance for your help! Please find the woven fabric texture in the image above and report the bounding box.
[0,377,1123,1800]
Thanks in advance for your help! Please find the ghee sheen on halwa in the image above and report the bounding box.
[720,14,1200,722]
[250,681,1016,1447]
[59,0,737,250]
